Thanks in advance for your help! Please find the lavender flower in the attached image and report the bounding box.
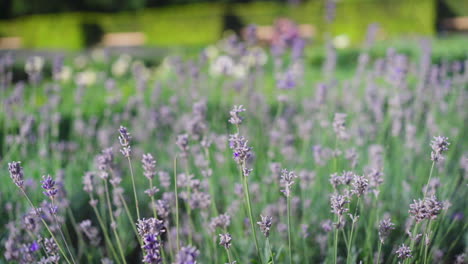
[341,171,355,185]
[82,172,95,193]
[395,244,412,260]
[142,153,157,180]
[332,113,349,140]
[142,234,162,264]
[228,134,252,165]
[329,173,341,189]
[330,193,350,227]
[409,196,443,222]
[118,126,132,157]
[154,199,170,219]
[219,233,232,249]
[158,171,171,189]
[96,148,114,172]
[176,134,190,155]
[8,161,24,188]
[280,169,297,197]
[80,220,101,246]
[41,175,58,199]
[430,136,450,162]
[257,215,273,237]
[209,213,231,232]
[174,246,200,264]
[351,175,369,197]
[137,218,166,237]
[229,105,246,125]
[43,237,60,261]
[378,218,395,244]
[145,187,160,197]
[321,219,333,232]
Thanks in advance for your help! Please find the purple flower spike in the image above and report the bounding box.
[41,175,58,198]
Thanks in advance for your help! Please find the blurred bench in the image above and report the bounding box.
[0,37,22,50]
[101,32,146,47]
[442,17,468,31]
[251,24,315,43]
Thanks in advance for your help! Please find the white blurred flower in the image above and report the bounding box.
[74,55,88,69]
[333,35,350,49]
[57,66,72,82]
[210,55,234,76]
[91,49,106,62]
[204,45,219,60]
[25,56,44,74]
[252,47,268,66]
[112,54,131,77]
[75,70,97,86]
[241,47,268,68]
[232,64,247,79]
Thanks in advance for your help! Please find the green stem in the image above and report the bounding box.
[287,195,292,264]
[67,208,85,259]
[423,220,433,264]
[104,181,128,264]
[174,156,180,252]
[226,247,233,263]
[333,224,339,264]
[406,222,420,264]
[376,242,382,264]
[267,237,275,264]
[423,162,435,197]
[109,168,140,245]
[127,157,140,220]
[241,164,263,263]
[20,188,73,264]
[51,200,77,264]
[89,194,121,264]
[346,197,360,264]
[150,179,158,219]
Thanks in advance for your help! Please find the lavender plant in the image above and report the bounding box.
[0,28,466,264]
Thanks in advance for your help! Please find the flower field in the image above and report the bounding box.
[0,25,467,264]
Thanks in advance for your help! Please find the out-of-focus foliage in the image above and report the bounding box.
[0,0,435,49]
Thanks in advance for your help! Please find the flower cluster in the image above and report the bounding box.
[137,218,166,237]
[41,175,58,199]
[137,218,165,264]
[79,220,101,246]
[228,134,252,165]
[378,218,395,244]
[430,136,450,162]
[257,215,273,237]
[351,175,369,197]
[280,169,297,197]
[332,113,349,140]
[174,246,200,264]
[8,161,24,188]
[176,134,190,156]
[142,153,157,180]
[228,105,246,125]
[409,196,443,222]
[209,213,231,232]
[330,193,350,228]
[395,244,412,260]
[118,126,132,157]
[219,233,232,249]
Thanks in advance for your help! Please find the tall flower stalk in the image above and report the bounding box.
[174,155,180,252]
[41,175,78,264]
[119,126,141,220]
[228,105,262,262]
[8,162,74,264]
[280,169,297,264]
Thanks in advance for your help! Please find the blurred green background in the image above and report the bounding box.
[0,0,467,49]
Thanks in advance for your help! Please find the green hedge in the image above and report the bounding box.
[0,0,436,49]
